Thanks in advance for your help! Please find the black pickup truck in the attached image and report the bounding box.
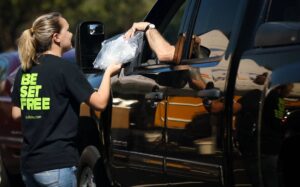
[75,0,300,186]
[1,0,300,187]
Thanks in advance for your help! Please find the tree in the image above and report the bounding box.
[0,0,155,52]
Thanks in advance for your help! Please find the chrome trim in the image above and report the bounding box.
[0,136,22,143]
[132,181,204,187]
[166,156,221,170]
[113,149,163,159]
[160,101,203,107]
[160,116,192,123]
[0,96,11,102]
[114,149,220,169]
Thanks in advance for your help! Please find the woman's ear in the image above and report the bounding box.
[53,33,60,43]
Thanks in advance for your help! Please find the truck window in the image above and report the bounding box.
[187,0,240,91]
[162,2,186,45]
[267,0,300,22]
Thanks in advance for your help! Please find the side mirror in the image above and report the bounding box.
[75,21,104,73]
[255,22,300,47]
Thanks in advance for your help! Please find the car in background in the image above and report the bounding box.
[75,0,300,186]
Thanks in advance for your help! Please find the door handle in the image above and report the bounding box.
[197,88,222,99]
[145,92,164,101]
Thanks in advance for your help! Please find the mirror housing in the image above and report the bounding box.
[75,21,104,73]
[255,22,300,47]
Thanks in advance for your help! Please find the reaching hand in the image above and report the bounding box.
[124,22,150,40]
[106,63,122,77]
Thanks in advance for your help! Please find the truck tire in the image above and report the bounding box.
[77,146,111,187]
[0,155,10,187]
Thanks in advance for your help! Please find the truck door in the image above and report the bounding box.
[160,0,243,186]
[109,1,186,186]
[232,0,300,186]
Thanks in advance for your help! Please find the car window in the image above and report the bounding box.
[192,30,229,59]
[192,0,239,60]
[266,0,300,22]
[185,0,240,92]
[162,2,186,45]
[0,52,19,96]
[0,58,8,96]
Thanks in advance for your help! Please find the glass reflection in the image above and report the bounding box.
[261,83,298,187]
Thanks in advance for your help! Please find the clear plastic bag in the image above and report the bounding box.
[93,32,144,70]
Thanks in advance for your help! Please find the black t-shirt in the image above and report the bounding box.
[12,54,94,173]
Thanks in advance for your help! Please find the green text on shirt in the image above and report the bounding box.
[20,73,50,110]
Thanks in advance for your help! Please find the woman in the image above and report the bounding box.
[11,12,121,187]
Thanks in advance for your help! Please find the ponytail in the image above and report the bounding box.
[17,29,36,71]
[17,12,62,71]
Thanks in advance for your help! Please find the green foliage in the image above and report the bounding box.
[0,0,156,52]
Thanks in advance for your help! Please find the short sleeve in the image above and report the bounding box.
[11,69,22,107]
[62,63,95,103]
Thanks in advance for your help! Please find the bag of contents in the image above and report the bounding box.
[93,32,144,70]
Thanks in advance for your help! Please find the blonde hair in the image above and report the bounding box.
[17,12,62,71]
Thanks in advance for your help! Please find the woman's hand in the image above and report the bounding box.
[106,63,122,77]
[124,22,150,39]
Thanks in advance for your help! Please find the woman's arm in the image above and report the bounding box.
[86,63,121,111]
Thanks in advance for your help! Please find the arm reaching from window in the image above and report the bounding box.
[124,22,175,61]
